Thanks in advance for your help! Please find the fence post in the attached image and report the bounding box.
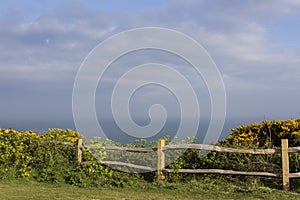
[281,139,290,190]
[157,139,165,181]
[77,138,83,165]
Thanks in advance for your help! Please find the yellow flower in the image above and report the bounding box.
[4,129,10,134]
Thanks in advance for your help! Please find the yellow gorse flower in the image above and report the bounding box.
[225,118,300,147]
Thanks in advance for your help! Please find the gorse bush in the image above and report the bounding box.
[225,119,300,147]
[45,128,82,143]
[0,128,113,186]
[0,129,37,177]
[0,128,145,187]
[0,128,81,179]
[222,118,300,178]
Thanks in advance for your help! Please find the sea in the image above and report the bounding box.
[0,117,263,144]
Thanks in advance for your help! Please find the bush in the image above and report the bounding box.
[0,128,81,180]
[0,128,144,187]
[224,118,300,148]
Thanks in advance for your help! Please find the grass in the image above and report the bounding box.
[1,179,300,200]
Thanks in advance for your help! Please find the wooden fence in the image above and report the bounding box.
[72,138,300,190]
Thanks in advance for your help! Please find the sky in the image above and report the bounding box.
[1,0,300,138]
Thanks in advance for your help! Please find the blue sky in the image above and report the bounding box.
[1,0,300,137]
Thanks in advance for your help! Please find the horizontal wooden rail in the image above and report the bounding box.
[82,161,154,171]
[288,172,300,178]
[53,141,77,146]
[288,147,300,153]
[164,168,281,177]
[164,144,279,154]
[84,145,155,152]
[56,140,300,154]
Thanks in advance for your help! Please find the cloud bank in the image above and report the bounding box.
[1,0,300,131]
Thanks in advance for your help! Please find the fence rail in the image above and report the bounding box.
[163,144,280,154]
[67,138,299,190]
[84,145,155,152]
[163,168,281,177]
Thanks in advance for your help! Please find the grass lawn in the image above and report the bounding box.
[1,179,300,200]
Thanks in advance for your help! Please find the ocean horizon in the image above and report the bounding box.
[0,117,268,144]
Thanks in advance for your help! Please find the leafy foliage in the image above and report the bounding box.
[225,119,300,147]
[0,128,145,187]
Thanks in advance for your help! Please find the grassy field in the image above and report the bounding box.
[1,179,300,200]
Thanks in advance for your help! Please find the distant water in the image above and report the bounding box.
[0,118,262,144]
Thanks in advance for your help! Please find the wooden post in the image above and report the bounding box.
[157,139,165,181]
[281,139,290,190]
[77,138,83,165]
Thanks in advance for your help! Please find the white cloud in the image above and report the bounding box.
[1,0,300,121]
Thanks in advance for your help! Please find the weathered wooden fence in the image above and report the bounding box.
[71,138,300,190]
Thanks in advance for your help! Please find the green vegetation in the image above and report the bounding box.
[1,118,300,199]
[225,118,300,147]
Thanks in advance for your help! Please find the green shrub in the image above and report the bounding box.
[0,128,144,187]
[225,118,300,147]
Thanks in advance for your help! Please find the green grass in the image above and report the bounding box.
[1,179,300,200]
